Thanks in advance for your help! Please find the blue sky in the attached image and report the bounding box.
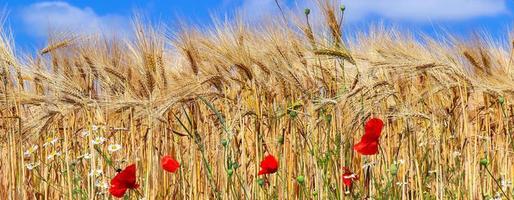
[1,0,513,51]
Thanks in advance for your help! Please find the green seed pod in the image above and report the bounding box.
[296,175,305,184]
[231,162,240,169]
[325,114,332,123]
[227,169,233,177]
[480,158,489,167]
[304,8,311,16]
[499,96,505,105]
[340,5,346,12]
[257,178,265,187]
[390,164,398,176]
[313,191,318,196]
[221,139,228,147]
[278,135,284,145]
[289,110,298,118]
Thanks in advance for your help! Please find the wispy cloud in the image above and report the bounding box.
[342,0,508,22]
[236,0,508,22]
[20,1,129,38]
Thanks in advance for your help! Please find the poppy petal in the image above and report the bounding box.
[109,184,128,198]
[111,164,138,189]
[353,141,379,155]
[161,155,180,173]
[258,155,279,175]
[364,118,384,140]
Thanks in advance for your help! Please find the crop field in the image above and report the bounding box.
[0,1,513,199]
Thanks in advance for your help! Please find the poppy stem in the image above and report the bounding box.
[484,166,510,200]
[134,189,144,198]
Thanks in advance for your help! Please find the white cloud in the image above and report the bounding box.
[236,0,508,22]
[342,0,508,22]
[20,1,129,38]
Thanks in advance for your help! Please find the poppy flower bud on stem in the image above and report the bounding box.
[304,8,310,16]
[221,139,228,147]
[278,135,284,145]
[480,158,489,167]
[390,164,398,176]
[227,169,233,177]
[257,178,265,187]
[296,175,305,184]
[340,5,346,12]
[498,96,505,105]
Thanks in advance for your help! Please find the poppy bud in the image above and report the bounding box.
[288,110,298,118]
[227,169,233,177]
[278,135,284,145]
[313,191,318,196]
[257,178,265,187]
[230,162,240,169]
[221,139,228,147]
[480,158,489,167]
[390,164,398,176]
[340,5,346,12]
[304,8,311,16]
[296,175,305,184]
[325,114,332,123]
[499,96,505,105]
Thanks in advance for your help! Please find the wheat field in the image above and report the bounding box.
[0,1,513,199]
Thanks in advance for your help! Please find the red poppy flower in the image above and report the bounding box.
[342,167,359,187]
[109,164,139,198]
[258,155,279,175]
[161,155,180,173]
[354,118,384,155]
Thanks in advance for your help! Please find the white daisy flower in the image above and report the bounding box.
[92,125,100,132]
[452,151,461,158]
[89,169,103,177]
[92,137,107,145]
[43,137,60,147]
[47,151,61,161]
[77,153,92,160]
[501,178,512,188]
[396,181,408,186]
[24,145,39,157]
[95,180,109,189]
[362,161,376,169]
[107,144,122,152]
[26,162,40,170]
[81,130,90,138]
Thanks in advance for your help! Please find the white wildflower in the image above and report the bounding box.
[501,178,512,188]
[43,137,60,147]
[95,180,109,189]
[362,161,376,169]
[92,125,99,131]
[107,144,122,152]
[89,169,103,177]
[24,145,39,157]
[92,137,107,145]
[26,162,40,170]
[81,130,91,138]
[47,151,61,161]
[394,159,405,165]
[452,151,461,158]
[77,153,92,160]
[396,181,408,186]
